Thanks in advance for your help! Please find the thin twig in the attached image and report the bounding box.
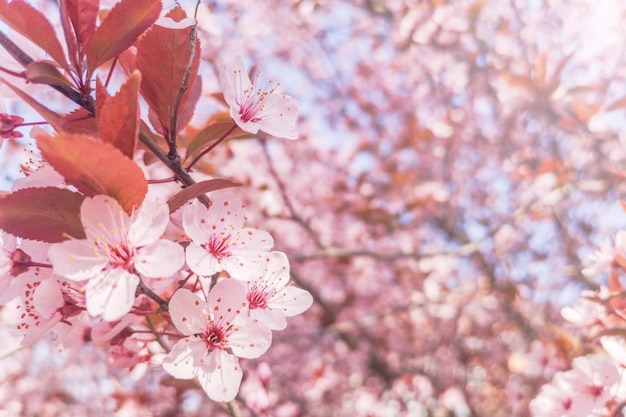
[186,123,237,170]
[169,0,200,156]
[137,278,168,311]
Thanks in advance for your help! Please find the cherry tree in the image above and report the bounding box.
[1,0,626,416]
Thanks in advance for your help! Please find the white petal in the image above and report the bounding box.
[250,308,287,330]
[229,317,272,359]
[48,239,107,281]
[128,199,170,246]
[254,94,299,139]
[162,338,205,379]
[168,288,209,335]
[207,279,247,325]
[182,200,212,244]
[135,239,184,278]
[81,195,129,245]
[186,243,222,276]
[32,279,64,318]
[208,192,245,232]
[268,286,314,317]
[85,269,139,321]
[197,350,242,402]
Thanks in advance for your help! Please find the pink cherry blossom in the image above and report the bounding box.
[162,280,272,402]
[183,192,273,281]
[219,55,298,139]
[243,251,313,330]
[530,355,620,417]
[11,270,86,346]
[48,195,185,321]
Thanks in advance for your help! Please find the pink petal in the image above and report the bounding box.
[80,195,129,245]
[162,337,205,379]
[268,286,314,317]
[230,228,274,253]
[208,193,246,232]
[85,269,139,321]
[185,243,222,276]
[207,279,247,325]
[218,55,251,116]
[182,200,209,244]
[48,239,107,281]
[135,239,184,278]
[228,318,272,358]
[32,279,64,318]
[253,93,298,139]
[197,350,243,402]
[250,308,287,330]
[223,254,267,281]
[128,199,170,246]
[168,288,209,335]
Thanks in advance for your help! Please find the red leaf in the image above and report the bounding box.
[0,76,69,132]
[25,61,74,88]
[0,0,70,72]
[97,71,141,158]
[184,112,250,162]
[35,131,148,213]
[0,187,85,242]
[136,6,200,136]
[65,108,98,134]
[167,179,241,213]
[86,0,161,74]
[60,0,99,71]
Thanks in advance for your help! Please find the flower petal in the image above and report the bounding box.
[85,269,139,321]
[128,199,170,246]
[228,317,272,359]
[168,288,209,335]
[135,239,184,278]
[197,350,243,402]
[162,337,205,379]
[207,279,247,325]
[48,239,107,281]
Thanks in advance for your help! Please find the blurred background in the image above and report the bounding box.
[2,0,626,416]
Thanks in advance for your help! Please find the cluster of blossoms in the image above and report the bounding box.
[529,229,626,417]
[0,50,311,403]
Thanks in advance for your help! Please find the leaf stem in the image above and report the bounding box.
[137,278,168,312]
[186,122,238,170]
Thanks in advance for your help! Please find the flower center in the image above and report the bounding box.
[105,242,136,270]
[206,234,231,261]
[247,286,268,310]
[204,323,228,351]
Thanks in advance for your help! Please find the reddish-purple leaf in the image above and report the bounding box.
[0,76,69,132]
[136,6,200,136]
[86,0,161,74]
[65,108,98,134]
[25,61,74,88]
[184,112,250,162]
[0,187,85,242]
[97,71,141,158]
[167,179,241,213]
[0,0,70,72]
[35,131,148,213]
[60,0,99,71]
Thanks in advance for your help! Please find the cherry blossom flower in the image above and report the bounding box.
[48,195,185,321]
[0,113,24,139]
[219,55,298,139]
[183,192,273,281]
[530,355,620,417]
[582,230,626,277]
[243,251,313,330]
[11,271,86,346]
[162,280,272,402]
